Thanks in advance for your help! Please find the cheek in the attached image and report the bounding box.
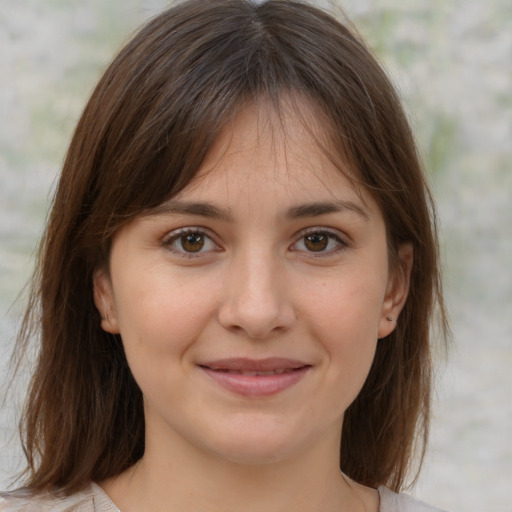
[114,278,218,412]
[302,270,386,395]
[306,268,387,339]
[113,268,219,369]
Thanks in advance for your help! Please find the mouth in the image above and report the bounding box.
[209,368,303,376]
[197,358,311,397]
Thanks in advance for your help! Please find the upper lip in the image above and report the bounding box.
[198,358,310,372]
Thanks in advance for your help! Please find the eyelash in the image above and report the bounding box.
[162,227,221,258]
[291,228,349,257]
[162,227,349,259]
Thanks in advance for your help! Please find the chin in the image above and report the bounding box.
[208,440,298,466]
[198,416,319,466]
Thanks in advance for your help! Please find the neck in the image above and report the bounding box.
[101,417,377,512]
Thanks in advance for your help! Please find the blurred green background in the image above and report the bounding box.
[1,1,511,510]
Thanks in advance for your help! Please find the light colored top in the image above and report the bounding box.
[0,483,448,511]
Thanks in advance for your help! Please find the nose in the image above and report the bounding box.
[217,248,296,339]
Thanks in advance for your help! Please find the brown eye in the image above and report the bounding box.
[304,233,329,252]
[165,229,219,257]
[180,233,205,252]
[292,230,346,255]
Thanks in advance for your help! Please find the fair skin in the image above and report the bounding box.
[94,99,412,512]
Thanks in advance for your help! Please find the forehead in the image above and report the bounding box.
[177,97,376,214]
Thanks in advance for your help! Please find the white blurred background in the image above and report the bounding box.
[1,1,511,510]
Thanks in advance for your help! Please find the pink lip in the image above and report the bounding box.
[198,358,311,397]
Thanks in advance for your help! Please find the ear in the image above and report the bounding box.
[93,268,120,334]
[378,243,413,339]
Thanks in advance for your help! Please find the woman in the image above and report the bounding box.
[1,0,449,510]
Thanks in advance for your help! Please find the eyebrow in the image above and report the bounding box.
[150,200,232,222]
[150,199,369,222]
[286,200,370,221]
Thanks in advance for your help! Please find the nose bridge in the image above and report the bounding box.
[218,243,295,338]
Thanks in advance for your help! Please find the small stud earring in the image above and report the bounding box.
[386,316,393,322]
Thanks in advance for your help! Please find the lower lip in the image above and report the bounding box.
[200,367,310,397]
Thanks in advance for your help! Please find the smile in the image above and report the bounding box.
[198,358,312,397]
[219,368,297,376]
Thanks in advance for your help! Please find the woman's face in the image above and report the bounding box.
[94,101,411,466]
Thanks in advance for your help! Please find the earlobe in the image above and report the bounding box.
[378,243,413,339]
[93,268,120,334]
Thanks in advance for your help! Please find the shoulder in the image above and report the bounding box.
[0,486,93,512]
[378,486,449,512]
[0,483,118,512]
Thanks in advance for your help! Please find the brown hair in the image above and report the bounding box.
[13,0,447,495]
